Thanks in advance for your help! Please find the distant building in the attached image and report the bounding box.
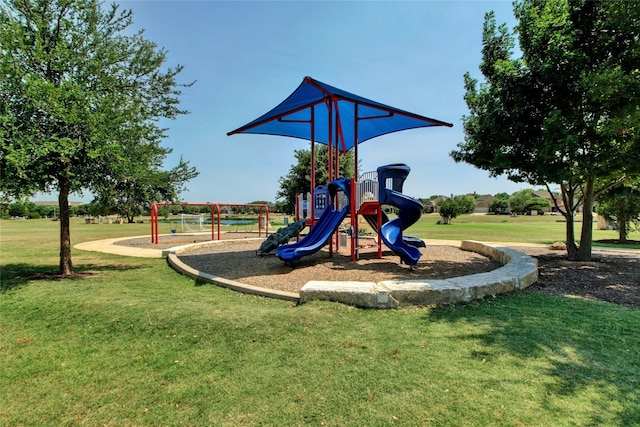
[422,196,448,214]
[474,194,495,213]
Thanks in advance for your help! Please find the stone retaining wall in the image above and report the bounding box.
[166,239,538,309]
[165,239,299,303]
[299,240,538,308]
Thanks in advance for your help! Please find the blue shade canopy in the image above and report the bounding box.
[227,77,453,151]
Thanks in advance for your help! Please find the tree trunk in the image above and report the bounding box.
[565,208,579,259]
[561,183,579,259]
[58,184,73,276]
[576,178,595,261]
[618,215,628,243]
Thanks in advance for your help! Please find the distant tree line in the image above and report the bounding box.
[423,189,553,225]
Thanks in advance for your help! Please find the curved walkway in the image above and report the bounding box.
[75,236,165,258]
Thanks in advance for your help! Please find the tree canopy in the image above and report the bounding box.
[489,192,510,212]
[508,189,551,214]
[452,0,640,260]
[0,0,196,275]
[438,198,463,225]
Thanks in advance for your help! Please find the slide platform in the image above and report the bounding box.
[276,178,351,266]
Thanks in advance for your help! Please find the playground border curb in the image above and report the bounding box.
[166,238,538,308]
[299,240,538,308]
[165,238,300,303]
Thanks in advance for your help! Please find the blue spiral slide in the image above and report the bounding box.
[276,178,351,266]
[377,164,424,266]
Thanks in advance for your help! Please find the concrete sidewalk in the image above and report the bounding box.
[75,236,164,258]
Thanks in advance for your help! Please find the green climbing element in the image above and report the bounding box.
[256,219,307,256]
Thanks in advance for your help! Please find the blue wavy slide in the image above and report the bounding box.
[379,191,423,266]
[361,211,426,249]
[375,164,424,266]
[276,178,351,266]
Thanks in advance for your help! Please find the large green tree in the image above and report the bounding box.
[277,145,355,215]
[0,0,195,275]
[452,0,640,260]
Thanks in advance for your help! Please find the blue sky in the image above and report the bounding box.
[106,0,529,204]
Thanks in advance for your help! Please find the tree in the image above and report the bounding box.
[452,0,640,260]
[7,200,28,217]
[453,194,476,214]
[92,156,198,223]
[438,198,463,225]
[596,182,640,243]
[276,145,355,214]
[508,189,551,214]
[0,0,195,275]
[489,192,510,213]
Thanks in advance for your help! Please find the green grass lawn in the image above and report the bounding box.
[1,217,639,426]
[360,212,639,248]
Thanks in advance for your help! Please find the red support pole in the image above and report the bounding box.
[350,179,357,261]
[310,106,315,226]
[327,98,333,182]
[151,203,157,244]
[155,204,159,244]
[215,204,221,240]
[352,104,359,260]
[211,206,215,241]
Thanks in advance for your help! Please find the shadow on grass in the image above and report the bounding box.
[0,263,146,292]
[427,293,640,425]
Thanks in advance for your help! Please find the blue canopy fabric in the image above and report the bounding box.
[227,76,453,151]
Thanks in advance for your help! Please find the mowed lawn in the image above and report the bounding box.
[1,216,639,426]
[407,212,638,246]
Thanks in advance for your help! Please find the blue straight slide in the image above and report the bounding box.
[276,178,351,266]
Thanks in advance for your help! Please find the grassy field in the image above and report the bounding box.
[362,212,638,248]
[1,217,639,426]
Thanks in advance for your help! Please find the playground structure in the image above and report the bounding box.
[279,163,425,266]
[145,81,541,307]
[228,76,453,266]
[150,202,269,244]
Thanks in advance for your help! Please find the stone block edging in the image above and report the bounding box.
[166,239,538,309]
[165,239,299,303]
[299,240,538,308]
